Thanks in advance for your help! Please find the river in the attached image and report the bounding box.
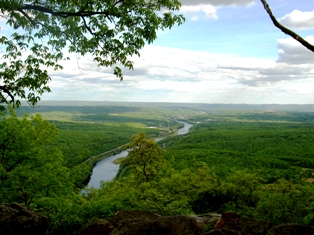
[87,121,192,188]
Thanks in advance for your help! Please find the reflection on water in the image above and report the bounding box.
[87,151,128,188]
[87,121,192,188]
[177,121,193,135]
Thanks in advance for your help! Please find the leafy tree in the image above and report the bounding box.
[0,108,74,210]
[255,179,314,224]
[0,107,58,173]
[0,0,185,111]
[125,132,165,182]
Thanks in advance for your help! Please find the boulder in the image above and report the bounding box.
[81,219,114,235]
[112,214,200,235]
[213,212,272,235]
[81,211,314,235]
[190,214,221,230]
[204,228,244,234]
[82,210,205,235]
[267,223,314,235]
[0,203,49,235]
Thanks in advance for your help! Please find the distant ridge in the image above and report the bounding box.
[18,100,314,112]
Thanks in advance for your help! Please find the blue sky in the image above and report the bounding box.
[1,0,314,104]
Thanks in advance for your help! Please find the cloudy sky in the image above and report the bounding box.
[2,0,314,104]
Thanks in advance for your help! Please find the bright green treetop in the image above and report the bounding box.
[125,132,165,182]
[0,108,73,208]
[0,0,185,111]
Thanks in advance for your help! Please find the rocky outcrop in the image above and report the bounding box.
[0,203,49,235]
[268,223,314,235]
[81,210,220,235]
[212,212,272,235]
[81,211,314,235]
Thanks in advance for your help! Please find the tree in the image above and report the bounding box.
[0,107,58,173]
[260,0,314,53]
[0,108,73,209]
[0,0,185,111]
[125,132,165,182]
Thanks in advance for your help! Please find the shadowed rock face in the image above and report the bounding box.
[81,211,314,235]
[0,203,49,235]
[268,223,314,235]
[81,210,207,235]
[213,212,272,235]
[2,205,314,235]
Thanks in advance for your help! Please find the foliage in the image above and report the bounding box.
[255,179,314,224]
[3,105,314,233]
[0,107,58,173]
[0,108,74,213]
[83,161,219,217]
[124,132,165,182]
[0,0,185,111]
[164,120,314,181]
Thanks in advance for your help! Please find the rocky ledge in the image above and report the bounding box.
[0,203,49,235]
[81,210,314,235]
[1,204,314,235]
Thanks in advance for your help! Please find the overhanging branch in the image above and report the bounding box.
[0,85,15,104]
[260,0,314,53]
[20,4,121,18]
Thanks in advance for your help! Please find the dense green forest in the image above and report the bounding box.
[1,102,314,234]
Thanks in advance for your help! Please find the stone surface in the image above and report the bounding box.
[82,210,203,235]
[190,214,221,230]
[267,223,314,235]
[81,219,114,235]
[214,212,272,235]
[112,214,200,235]
[204,228,244,234]
[0,203,49,235]
[81,210,314,235]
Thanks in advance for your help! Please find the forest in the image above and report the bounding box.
[1,102,314,234]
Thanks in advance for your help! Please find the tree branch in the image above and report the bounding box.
[260,0,314,53]
[81,16,95,35]
[0,85,15,104]
[20,4,121,18]
[18,8,37,26]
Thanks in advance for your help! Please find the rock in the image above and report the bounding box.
[111,210,201,235]
[82,210,202,235]
[112,210,163,222]
[267,223,314,235]
[214,212,272,235]
[81,219,114,235]
[204,228,244,234]
[190,214,221,230]
[0,203,49,235]
[81,211,314,235]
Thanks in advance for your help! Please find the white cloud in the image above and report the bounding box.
[41,43,314,104]
[179,0,256,20]
[180,5,218,19]
[278,10,314,30]
[277,36,314,64]
[179,0,256,7]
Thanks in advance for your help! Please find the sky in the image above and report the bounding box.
[2,0,314,104]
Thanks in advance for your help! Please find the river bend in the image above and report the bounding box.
[87,121,192,188]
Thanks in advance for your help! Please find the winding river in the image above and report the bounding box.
[87,121,193,188]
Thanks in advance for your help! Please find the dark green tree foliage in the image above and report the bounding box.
[0,108,73,209]
[0,0,184,111]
